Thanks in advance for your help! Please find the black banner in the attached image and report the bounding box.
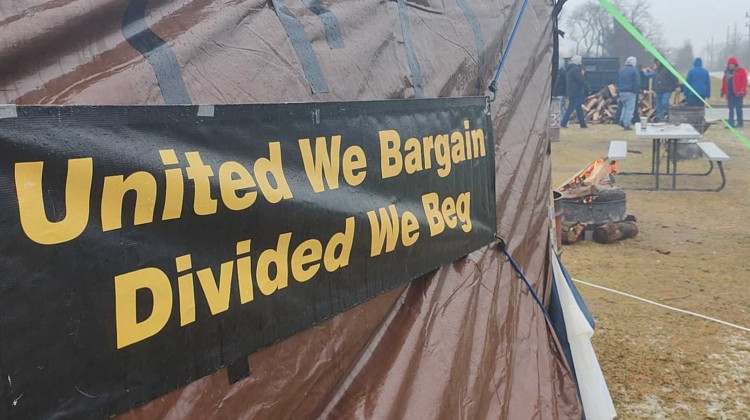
[0,98,495,419]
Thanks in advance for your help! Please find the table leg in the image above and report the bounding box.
[667,139,677,190]
[654,139,660,190]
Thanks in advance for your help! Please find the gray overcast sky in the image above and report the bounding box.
[561,0,750,55]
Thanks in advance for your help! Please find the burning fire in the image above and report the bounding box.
[559,157,620,203]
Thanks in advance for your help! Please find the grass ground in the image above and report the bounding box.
[553,123,750,419]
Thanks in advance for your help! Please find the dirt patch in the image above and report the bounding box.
[553,123,750,418]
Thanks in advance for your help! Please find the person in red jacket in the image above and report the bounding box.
[721,57,747,128]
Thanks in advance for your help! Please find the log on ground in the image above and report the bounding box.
[593,221,639,244]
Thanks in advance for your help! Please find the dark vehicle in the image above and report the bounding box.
[580,57,620,93]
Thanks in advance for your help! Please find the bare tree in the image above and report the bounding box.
[674,41,694,72]
[566,1,611,56]
[613,0,663,48]
[562,0,663,58]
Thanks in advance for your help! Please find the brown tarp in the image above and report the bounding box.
[0,0,582,417]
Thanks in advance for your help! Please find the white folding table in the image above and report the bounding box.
[624,123,702,190]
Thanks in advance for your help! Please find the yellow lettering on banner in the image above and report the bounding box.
[299,135,341,192]
[219,161,258,211]
[342,145,367,186]
[14,158,93,245]
[442,196,457,229]
[160,150,184,221]
[464,121,473,159]
[101,171,157,231]
[255,142,293,203]
[434,134,451,177]
[367,205,400,257]
[401,211,420,247]
[256,232,291,295]
[421,192,445,236]
[403,137,423,174]
[456,192,473,232]
[114,267,172,349]
[236,240,254,304]
[176,254,196,326]
[450,132,466,163]
[196,261,235,315]
[379,130,402,179]
[471,129,486,157]
[324,217,354,271]
[422,136,434,170]
[185,151,218,216]
[291,239,322,282]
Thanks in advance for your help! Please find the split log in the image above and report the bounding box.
[593,186,626,202]
[561,184,597,199]
[607,84,617,98]
[583,158,613,186]
[598,86,610,99]
[593,221,639,244]
[584,97,598,111]
[563,223,586,245]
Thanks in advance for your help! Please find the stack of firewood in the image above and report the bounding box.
[568,84,656,124]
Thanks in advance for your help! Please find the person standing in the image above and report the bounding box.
[683,57,710,107]
[553,59,567,116]
[639,64,654,92]
[653,60,678,121]
[616,56,640,130]
[721,56,747,128]
[561,55,590,129]
[630,64,650,125]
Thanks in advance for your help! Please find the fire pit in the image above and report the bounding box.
[560,190,626,226]
[557,157,638,244]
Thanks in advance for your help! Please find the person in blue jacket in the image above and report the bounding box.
[616,56,640,130]
[683,57,710,106]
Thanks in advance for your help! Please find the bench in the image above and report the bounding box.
[608,140,627,161]
[696,142,729,191]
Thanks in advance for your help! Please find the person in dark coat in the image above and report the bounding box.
[653,60,679,121]
[561,55,590,128]
[683,57,710,107]
[553,59,567,116]
[615,56,640,130]
[639,64,653,92]
[721,56,747,128]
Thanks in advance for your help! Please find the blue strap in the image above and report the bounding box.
[488,0,529,97]
[503,248,551,323]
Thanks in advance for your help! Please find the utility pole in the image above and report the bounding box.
[732,22,742,55]
[724,25,730,66]
[709,35,716,69]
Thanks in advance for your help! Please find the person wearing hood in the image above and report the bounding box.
[653,60,679,121]
[553,59,567,116]
[721,56,747,128]
[682,57,710,107]
[561,55,590,129]
[615,56,640,130]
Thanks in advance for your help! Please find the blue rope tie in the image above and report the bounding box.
[502,248,551,323]
[488,0,530,100]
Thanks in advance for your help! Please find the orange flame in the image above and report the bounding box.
[561,157,619,194]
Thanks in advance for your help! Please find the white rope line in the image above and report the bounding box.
[573,279,750,333]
